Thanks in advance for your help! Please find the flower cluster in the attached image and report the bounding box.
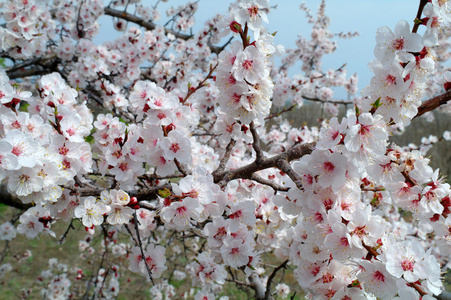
[1,0,451,299]
[215,1,275,124]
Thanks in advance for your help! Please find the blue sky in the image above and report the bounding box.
[100,0,419,100]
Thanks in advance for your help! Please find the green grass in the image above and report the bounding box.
[0,206,305,299]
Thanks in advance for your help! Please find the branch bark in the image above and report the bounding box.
[213,142,315,184]
[414,89,451,118]
[0,188,32,210]
[250,121,265,164]
[412,0,429,33]
[250,174,289,192]
[249,272,266,300]
[264,259,289,299]
[103,7,225,54]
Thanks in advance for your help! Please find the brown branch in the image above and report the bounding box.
[225,278,255,289]
[213,142,315,184]
[275,159,302,189]
[250,121,265,164]
[363,243,379,258]
[412,0,428,33]
[0,188,32,210]
[181,63,217,104]
[174,158,188,176]
[6,66,54,80]
[58,219,75,244]
[212,139,236,176]
[124,223,140,246]
[265,104,296,120]
[65,184,171,201]
[408,282,427,297]
[133,211,154,284]
[6,54,56,75]
[103,7,225,54]
[302,95,353,105]
[264,259,289,300]
[414,89,451,118]
[250,174,289,192]
[138,201,158,211]
[6,54,61,80]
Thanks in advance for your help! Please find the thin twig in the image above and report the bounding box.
[103,7,226,54]
[250,174,289,192]
[132,212,154,284]
[59,219,75,244]
[412,0,428,33]
[265,259,289,300]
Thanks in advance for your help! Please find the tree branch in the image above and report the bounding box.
[213,142,315,185]
[264,259,289,300]
[65,184,171,202]
[275,159,302,189]
[302,95,353,105]
[414,89,451,118]
[0,188,32,210]
[250,174,289,192]
[103,7,225,54]
[249,272,266,300]
[412,0,429,33]
[213,139,236,176]
[250,121,265,164]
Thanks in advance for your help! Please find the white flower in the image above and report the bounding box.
[232,46,266,84]
[107,204,134,225]
[385,240,440,284]
[3,129,38,169]
[345,113,388,157]
[0,222,16,240]
[74,197,107,227]
[159,129,192,165]
[358,260,397,299]
[160,197,203,230]
[309,150,348,191]
[220,237,252,269]
[374,20,422,65]
[7,167,43,197]
[17,213,44,239]
[234,0,269,40]
[129,244,167,278]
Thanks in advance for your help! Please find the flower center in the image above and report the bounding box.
[323,161,335,173]
[373,270,385,282]
[243,60,253,70]
[170,143,180,153]
[248,5,259,17]
[401,258,415,271]
[392,38,405,50]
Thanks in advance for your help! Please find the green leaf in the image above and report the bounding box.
[371,97,382,109]
[354,104,360,115]
[158,188,171,198]
[19,102,30,112]
[350,279,361,287]
[85,135,94,144]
